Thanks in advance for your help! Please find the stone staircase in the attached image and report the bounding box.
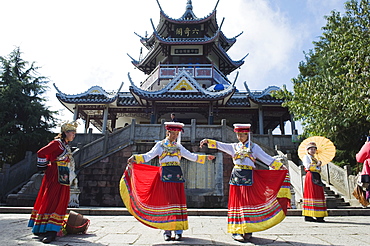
[324,184,351,208]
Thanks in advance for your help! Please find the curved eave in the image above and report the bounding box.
[55,93,118,104]
[219,31,237,51]
[116,93,141,106]
[159,8,217,25]
[153,31,219,45]
[129,86,236,103]
[53,83,119,104]
[225,96,251,107]
[128,71,236,105]
[248,86,284,105]
[215,43,245,69]
[131,45,161,70]
[248,97,284,105]
[140,35,156,49]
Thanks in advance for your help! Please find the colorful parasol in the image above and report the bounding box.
[298,136,336,166]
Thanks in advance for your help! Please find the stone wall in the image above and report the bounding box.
[78,145,133,207]
[78,142,233,208]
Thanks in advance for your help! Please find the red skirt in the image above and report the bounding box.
[28,163,70,233]
[120,163,188,231]
[227,170,288,234]
[302,171,328,217]
[277,173,292,215]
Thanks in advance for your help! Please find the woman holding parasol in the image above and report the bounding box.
[298,137,335,222]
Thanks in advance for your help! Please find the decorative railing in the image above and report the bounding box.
[140,64,231,90]
[321,163,355,199]
[0,152,37,201]
[72,118,299,171]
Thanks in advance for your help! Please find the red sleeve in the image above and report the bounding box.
[356,142,370,163]
[37,140,63,168]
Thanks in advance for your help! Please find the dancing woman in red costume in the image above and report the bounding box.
[121,122,215,241]
[200,123,289,242]
[28,121,78,243]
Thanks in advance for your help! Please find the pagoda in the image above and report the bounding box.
[54,0,294,135]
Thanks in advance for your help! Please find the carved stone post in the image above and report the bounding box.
[68,178,80,208]
[68,154,80,208]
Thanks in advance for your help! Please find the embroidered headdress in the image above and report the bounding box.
[164,122,184,144]
[164,122,184,132]
[61,121,78,132]
[306,142,317,150]
[233,124,251,133]
[234,123,252,147]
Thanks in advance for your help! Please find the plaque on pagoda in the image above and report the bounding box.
[173,24,203,38]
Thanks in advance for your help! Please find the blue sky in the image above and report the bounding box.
[0,0,347,133]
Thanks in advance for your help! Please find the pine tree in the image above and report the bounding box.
[0,47,57,166]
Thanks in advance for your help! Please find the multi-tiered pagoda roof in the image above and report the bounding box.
[55,0,292,135]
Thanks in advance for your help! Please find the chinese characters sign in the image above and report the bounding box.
[173,24,202,38]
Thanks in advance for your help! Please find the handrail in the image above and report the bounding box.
[73,119,295,172]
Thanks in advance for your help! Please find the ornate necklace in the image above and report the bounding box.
[162,139,180,155]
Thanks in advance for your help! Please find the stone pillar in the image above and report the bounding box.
[111,113,117,130]
[290,114,296,134]
[280,118,285,135]
[129,118,136,144]
[150,102,157,124]
[292,129,299,143]
[221,119,227,142]
[102,106,109,134]
[191,119,196,144]
[84,115,90,134]
[73,105,79,121]
[258,105,263,134]
[208,103,214,125]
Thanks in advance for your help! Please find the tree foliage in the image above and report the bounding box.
[0,47,57,166]
[274,0,370,171]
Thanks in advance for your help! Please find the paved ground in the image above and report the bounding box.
[1,212,370,246]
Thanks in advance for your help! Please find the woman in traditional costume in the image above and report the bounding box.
[200,124,289,242]
[356,137,370,203]
[121,122,215,241]
[302,142,328,222]
[28,121,78,243]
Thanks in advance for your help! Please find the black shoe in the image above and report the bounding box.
[41,231,56,244]
[163,234,171,241]
[316,217,325,223]
[33,232,46,237]
[244,233,252,240]
[304,216,316,222]
[174,234,182,241]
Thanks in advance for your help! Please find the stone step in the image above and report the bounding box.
[337,202,351,207]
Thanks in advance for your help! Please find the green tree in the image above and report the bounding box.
[0,47,57,166]
[274,0,370,171]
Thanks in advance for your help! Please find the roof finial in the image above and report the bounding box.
[186,0,193,11]
[181,0,197,19]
